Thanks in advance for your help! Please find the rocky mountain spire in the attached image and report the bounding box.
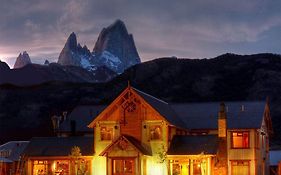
[57,32,94,68]
[57,32,81,66]
[57,20,141,74]
[93,19,141,73]
[13,51,32,69]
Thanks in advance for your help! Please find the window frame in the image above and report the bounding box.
[149,125,162,141]
[100,126,114,141]
[231,131,250,149]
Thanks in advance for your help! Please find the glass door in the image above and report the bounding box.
[113,158,135,175]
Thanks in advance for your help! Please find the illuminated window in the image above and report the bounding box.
[231,161,250,175]
[32,160,48,175]
[172,164,181,175]
[231,131,249,148]
[113,159,134,174]
[150,125,162,140]
[52,160,69,174]
[100,126,113,141]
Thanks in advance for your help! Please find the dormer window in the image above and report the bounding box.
[101,126,113,141]
[231,131,249,148]
[150,125,162,140]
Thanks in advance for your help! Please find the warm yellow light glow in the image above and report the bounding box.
[147,158,167,175]
[52,162,56,171]
[182,164,188,175]
[91,156,107,175]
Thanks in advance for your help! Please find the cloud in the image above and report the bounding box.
[0,0,280,67]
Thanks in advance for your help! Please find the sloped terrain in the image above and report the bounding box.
[0,63,116,86]
[1,53,281,146]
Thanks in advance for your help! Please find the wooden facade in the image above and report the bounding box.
[21,85,272,175]
[87,86,272,175]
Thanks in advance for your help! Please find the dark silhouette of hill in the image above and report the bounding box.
[1,53,281,146]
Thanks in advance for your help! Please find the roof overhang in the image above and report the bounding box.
[99,135,152,156]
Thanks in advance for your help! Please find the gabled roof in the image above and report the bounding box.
[132,88,186,129]
[64,86,268,132]
[100,135,152,156]
[23,137,93,157]
[0,141,29,161]
[124,135,152,156]
[60,105,106,132]
[167,135,218,155]
[88,86,186,129]
[171,101,266,129]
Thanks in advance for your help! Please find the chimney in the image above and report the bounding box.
[62,111,68,121]
[51,115,62,134]
[215,102,228,175]
[241,105,245,112]
[218,102,227,137]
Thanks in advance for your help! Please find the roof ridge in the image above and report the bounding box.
[132,87,168,105]
[0,141,29,147]
[171,101,265,105]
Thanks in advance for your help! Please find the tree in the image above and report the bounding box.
[69,146,88,175]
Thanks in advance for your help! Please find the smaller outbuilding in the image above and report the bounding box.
[0,141,29,174]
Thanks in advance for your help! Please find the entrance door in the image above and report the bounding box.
[113,159,135,175]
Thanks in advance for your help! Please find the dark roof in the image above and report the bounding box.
[61,89,266,132]
[60,105,106,132]
[171,101,266,129]
[0,141,29,161]
[133,88,186,129]
[23,137,93,157]
[0,157,13,163]
[123,135,152,156]
[167,135,218,155]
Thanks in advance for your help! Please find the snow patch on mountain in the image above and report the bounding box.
[80,56,91,68]
[57,20,141,76]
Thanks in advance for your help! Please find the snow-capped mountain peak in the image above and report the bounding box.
[57,20,141,74]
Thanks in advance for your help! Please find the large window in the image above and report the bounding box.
[231,131,249,148]
[100,126,113,141]
[32,160,48,175]
[52,160,69,174]
[149,125,162,140]
[231,161,250,175]
[113,159,134,175]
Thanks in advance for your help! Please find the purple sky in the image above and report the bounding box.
[0,0,280,67]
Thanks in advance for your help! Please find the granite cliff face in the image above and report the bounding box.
[57,20,141,74]
[57,32,95,68]
[13,51,32,69]
[93,20,141,73]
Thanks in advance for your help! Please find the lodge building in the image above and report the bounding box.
[21,85,273,175]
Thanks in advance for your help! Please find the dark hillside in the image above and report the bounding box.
[1,53,281,145]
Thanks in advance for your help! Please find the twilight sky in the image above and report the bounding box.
[0,0,280,67]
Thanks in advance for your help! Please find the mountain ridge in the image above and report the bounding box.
[2,53,281,145]
[57,19,141,74]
